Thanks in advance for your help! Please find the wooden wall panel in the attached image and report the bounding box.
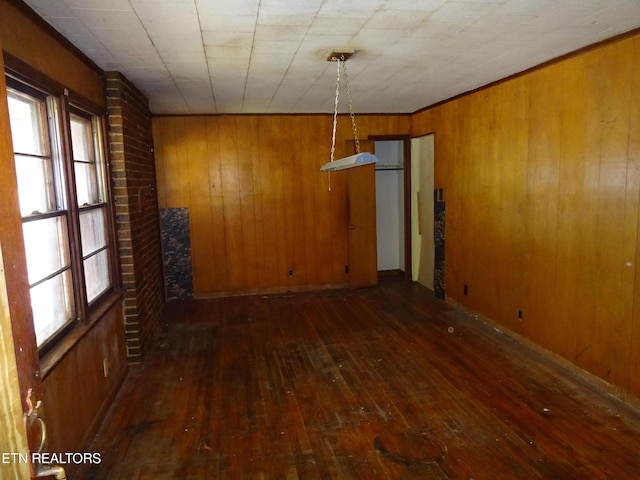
[0,0,104,107]
[411,32,640,401]
[258,116,287,289]
[41,302,127,474]
[575,41,635,386]
[523,64,564,352]
[237,116,261,289]
[282,118,308,288]
[184,116,211,293]
[630,35,640,398]
[153,114,410,296]
[205,118,229,292]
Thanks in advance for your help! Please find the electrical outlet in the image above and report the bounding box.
[288,269,294,277]
[463,284,468,296]
[517,309,523,320]
[103,358,110,378]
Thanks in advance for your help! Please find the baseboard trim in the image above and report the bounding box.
[193,283,349,300]
[446,295,640,414]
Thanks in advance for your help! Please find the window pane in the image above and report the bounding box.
[74,161,98,206]
[22,216,70,285]
[70,114,91,161]
[7,91,45,155]
[70,114,100,205]
[84,249,110,303]
[14,154,54,216]
[8,89,56,216]
[79,208,107,256]
[31,269,74,347]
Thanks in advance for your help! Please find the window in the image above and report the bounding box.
[6,79,115,351]
[70,112,111,303]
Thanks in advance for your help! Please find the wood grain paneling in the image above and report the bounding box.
[41,303,127,469]
[153,114,410,297]
[630,33,640,398]
[0,0,104,107]
[411,32,640,402]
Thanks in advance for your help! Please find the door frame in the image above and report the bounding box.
[369,134,413,282]
[0,46,38,478]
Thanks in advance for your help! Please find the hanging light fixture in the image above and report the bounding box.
[320,49,378,175]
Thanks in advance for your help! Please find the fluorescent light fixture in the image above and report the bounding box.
[320,152,378,172]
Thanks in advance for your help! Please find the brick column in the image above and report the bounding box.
[106,71,164,364]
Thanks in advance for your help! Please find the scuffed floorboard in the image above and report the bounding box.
[78,280,640,479]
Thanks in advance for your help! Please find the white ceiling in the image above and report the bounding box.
[22,0,640,114]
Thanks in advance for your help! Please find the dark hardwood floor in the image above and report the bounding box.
[77,279,640,479]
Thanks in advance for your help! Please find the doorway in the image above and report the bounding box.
[374,140,406,277]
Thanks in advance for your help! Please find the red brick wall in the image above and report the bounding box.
[106,71,164,364]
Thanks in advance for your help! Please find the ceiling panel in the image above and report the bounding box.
[21,0,640,114]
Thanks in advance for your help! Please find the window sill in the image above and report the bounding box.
[39,289,124,380]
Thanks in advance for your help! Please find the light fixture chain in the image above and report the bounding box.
[342,60,360,154]
[328,58,342,191]
[330,59,341,165]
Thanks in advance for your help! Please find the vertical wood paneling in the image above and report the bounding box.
[246,117,266,290]
[411,32,640,402]
[584,41,635,386]
[42,303,127,461]
[573,51,610,376]
[630,36,640,399]
[555,55,590,367]
[299,117,322,284]
[271,116,290,286]
[314,116,345,285]
[205,117,229,291]
[498,78,529,328]
[219,116,245,290]
[184,117,212,293]
[153,114,410,295]
[152,118,168,207]
[523,65,563,351]
[257,116,285,287]
[236,116,260,289]
[283,117,308,287]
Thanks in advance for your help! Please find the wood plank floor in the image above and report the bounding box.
[77,279,640,479]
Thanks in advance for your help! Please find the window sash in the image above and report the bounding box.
[7,89,59,217]
[73,110,112,304]
[70,112,103,206]
[6,89,47,156]
[84,249,111,304]
[22,214,72,286]
[79,206,108,257]
[30,269,75,347]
